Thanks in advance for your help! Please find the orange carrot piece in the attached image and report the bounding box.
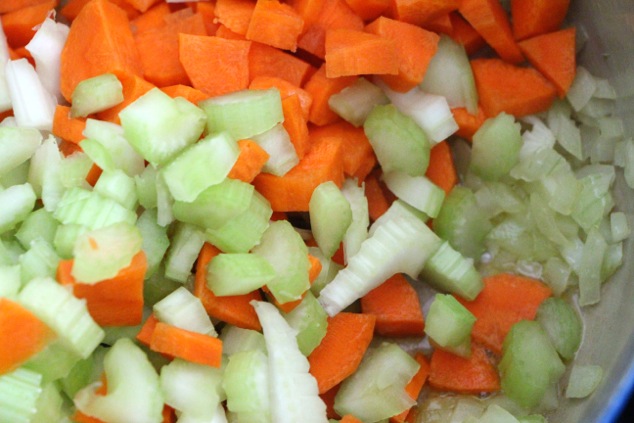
[246,0,304,52]
[249,42,315,87]
[471,58,557,118]
[309,121,377,182]
[459,0,524,64]
[136,313,159,346]
[365,16,439,92]
[421,12,453,35]
[425,141,457,195]
[343,0,389,22]
[1,0,57,48]
[364,169,392,221]
[135,12,207,87]
[360,274,425,337]
[428,343,500,394]
[58,139,82,157]
[457,273,552,354]
[214,0,255,35]
[215,23,248,40]
[296,0,364,59]
[57,251,147,327]
[120,0,160,13]
[162,406,176,423]
[129,1,170,34]
[52,105,87,144]
[511,0,570,41]
[249,75,313,119]
[194,243,263,331]
[518,28,576,98]
[324,28,399,78]
[161,84,209,104]
[320,384,341,419]
[0,297,55,375]
[390,353,430,423]
[308,312,376,393]
[282,94,311,159]
[451,106,487,141]
[179,34,251,97]
[0,0,51,14]
[340,415,364,423]
[61,0,141,21]
[308,253,323,282]
[96,70,155,124]
[303,65,357,126]
[150,322,223,367]
[387,0,460,27]
[252,133,345,212]
[227,139,270,183]
[194,1,220,35]
[85,164,103,187]
[448,12,486,56]
[60,0,143,102]
[72,410,106,423]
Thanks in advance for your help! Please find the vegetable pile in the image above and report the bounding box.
[0,0,631,422]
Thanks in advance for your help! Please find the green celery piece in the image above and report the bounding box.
[334,343,419,422]
[153,286,216,336]
[93,169,138,210]
[120,87,206,166]
[155,170,174,227]
[31,382,67,423]
[0,367,42,423]
[220,325,267,356]
[0,264,20,298]
[368,199,428,237]
[252,123,299,177]
[252,220,310,304]
[309,181,352,259]
[53,224,88,259]
[24,341,82,384]
[499,320,565,410]
[136,209,170,280]
[71,222,143,284]
[223,349,271,423]
[28,135,62,207]
[172,177,254,230]
[341,178,369,262]
[308,246,343,297]
[0,159,29,187]
[163,222,206,283]
[70,73,124,118]
[206,253,275,296]
[53,187,137,230]
[283,291,328,356]
[19,238,60,285]
[161,131,240,202]
[15,208,58,249]
[61,354,97,400]
[18,277,104,359]
[143,266,183,307]
[470,112,522,181]
[199,88,284,140]
[251,300,327,422]
[0,182,36,234]
[135,164,158,210]
[382,171,445,218]
[0,126,42,177]
[425,293,476,357]
[565,364,603,399]
[74,338,164,423]
[571,171,615,232]
[364,104,431,176]
[536,298,582,361]
[328,77,389,127]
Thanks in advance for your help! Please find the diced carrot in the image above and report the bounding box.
[365,16,439,92]
[421,13,453,35]
[511,0,570,41]
[246,0,304,52]
[282,94,311,159]
[0,0,52,14]
[365,168,394,221]
[428,343,500,394]
[86,164,103,187]
[227,139,270,183]
[249,42,315,87]
[252,133,345,212]
[1,0,57,49]
[72,410,106,423]
[214,0,255,35]
[343,0,389,22]
[135,12,207,87]
[448,11,486,56]
[390,353,430,423]
[309,121,377,182]
[386,0,460,27]
[451,106,487,141]
[215,23,248,39]
[296,0,364,59]
[361,274,425,337]
[340,415,364,423]
[194,0,220,35]
[308,253,323,282]
[57,251,147,327]
[303,65,357,126]
[249,75,313,119]
[58,139,83,157]
[308,312,376,393]
[129,1,170,34]
[52,105,87,144]
[0,297,55,375]
[324,28,399,78]
[471,58,557,118]
[60,0,143,102]
[162,406,176,423]
[459,0,524,64]
[457,273,552,354]
[194,243,263,331]
[518,28,576,98]
[160,84,208,104]
[320,384,342,419]
[179,34,251,97]
[425,141,457,195]
[136,313,159,346]
[150,322,223,367]
[120,0,160,13]
[96,70,155,124]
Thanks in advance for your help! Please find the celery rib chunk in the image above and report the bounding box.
[0,126,42,177]
[53,187,137,230]
[0,182,36,234]
[153,286,217,336]
[0,367,43,423]
[309,181,352,259]
[70,73,123,118]
[223,349,271,422]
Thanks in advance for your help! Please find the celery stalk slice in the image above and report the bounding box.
[223,349,271,422]
[0,126,42,178]
[153,286,217,337]
[0,367,43,423]
[309,181,352,259]
[328,77,389,127]
[71,73,124,118]
[206,253,276,296]
[283,291,328,356]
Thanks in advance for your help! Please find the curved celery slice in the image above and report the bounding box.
[207,253,275,296]
[70,73,123,118]
[199,88,284,140]
[19,238,60,285]
[252,220,310,304]
[15,208,58,249]
[220,326,266,356]
[364,104,430,176]
[31,382,67,423]
[382,171,445,218]
[0,182,36,234]
[74,338,164,423]
[470,113,522,181]
[251,301,327,423]
[120,88,206,166]
[223,349,271,422]
[536,298,582,361]
[283,291,328,356]
[0,367,42,423]
[0,126,42,177]
[309,181,352,258]
[18,277,104,358]
[565,364,603,399]
[425,294,476,357]
[136,209,170,279]
[334,342,419,422]
[93,169,138,210]
[163,222,206,283]
[53,187,137,230]
[341,178,369,263]
[153,286,217,336]
[252,123,299,177]
[82,119,145,177]
[328,77,389,127]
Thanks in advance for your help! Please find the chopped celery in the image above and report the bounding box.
[341,178,369,263]
[83,119,146,177]
[0,126,42,177]
[19,238,60,285]
[223,349,271,422]
[0,264,20,297]
[0,367,43,423]
[70,73,124,118]
[470,113,522,181]
[536,298,582,361]
[153,286,217,336]
[610,211,630,242]
[53,187,137,230]
[565,364,603,399]
[368,199,428,237]
[309,181,352,258]
[252,123,299,176]
[283,291,328,356]
[143,266,183,307]
[25,341,82,385]
[163,222,206,283]
[328,77,389,127]
[135,164,158,210]
[136,209,170,279]
[53,223,88,260]
[93,169,138,210]
[220,326,267,356]
[382,171,445,218]
[0,182,36,234]
[308,246,343,297]
[425,294,476,357]
[31,382,66,423]
[206,253,276,296]
[15,208,58,249]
